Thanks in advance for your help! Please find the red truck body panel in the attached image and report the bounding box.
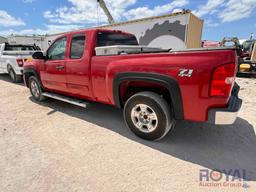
[24,29,237,122]
[91,50,236,121]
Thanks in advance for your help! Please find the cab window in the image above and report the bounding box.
[70,34,86,59]
[47,37,67,60]
[96,32,138,47]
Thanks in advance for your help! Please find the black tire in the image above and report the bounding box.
[124,91,175,141]
[8,67,22,83]
[28,76,46,101]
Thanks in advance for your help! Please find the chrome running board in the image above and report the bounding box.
[42,92,88,108]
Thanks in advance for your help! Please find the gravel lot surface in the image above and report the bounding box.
[0,74,255,192]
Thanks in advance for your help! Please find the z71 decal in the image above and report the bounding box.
[178,69,193,77]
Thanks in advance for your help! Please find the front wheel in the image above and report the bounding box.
[28,76,46,101]
[124,91,175,141]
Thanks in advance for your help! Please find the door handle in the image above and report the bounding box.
[56,66,65,70]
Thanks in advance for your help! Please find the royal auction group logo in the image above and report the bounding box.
[199,169,250,189]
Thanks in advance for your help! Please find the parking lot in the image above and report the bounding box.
[0,74,256,192]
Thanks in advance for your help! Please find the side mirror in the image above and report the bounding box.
[32,51,45,60]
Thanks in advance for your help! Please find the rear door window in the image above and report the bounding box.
[70,34,86,59]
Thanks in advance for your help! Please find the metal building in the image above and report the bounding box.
[0,36,7,44]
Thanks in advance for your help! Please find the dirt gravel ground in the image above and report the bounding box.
[0,74,255,192]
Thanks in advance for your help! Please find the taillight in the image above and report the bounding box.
[16,59,24,67]
[210,63,235,97]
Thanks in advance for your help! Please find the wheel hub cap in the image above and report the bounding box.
[131,104,158,133]
[31,81,40,98]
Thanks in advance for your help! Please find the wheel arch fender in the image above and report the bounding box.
[6,62,13,71]
[113,72,184,120]
[23,68,43,88]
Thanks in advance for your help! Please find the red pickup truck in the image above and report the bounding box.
[23,29,242,141]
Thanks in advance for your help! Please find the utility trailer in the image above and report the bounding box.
[99,10,203,49]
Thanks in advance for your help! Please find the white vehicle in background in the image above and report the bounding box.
[0,43,39,83]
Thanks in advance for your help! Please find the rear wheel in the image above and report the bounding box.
[8,67,22,83]
[124,91,175,141]
[28,76,46,101]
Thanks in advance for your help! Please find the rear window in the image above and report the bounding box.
[4,45,37,51]
[96,32,138,47]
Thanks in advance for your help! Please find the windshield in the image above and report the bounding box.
[4,44,38,51]
[242,41,253,52]
[96,32,138,47]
